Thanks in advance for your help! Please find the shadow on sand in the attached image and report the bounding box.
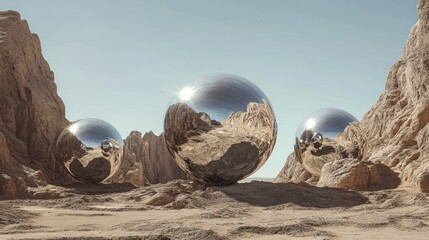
[58,182,136,195]
[366,163,401,191]
[217,181,368,208]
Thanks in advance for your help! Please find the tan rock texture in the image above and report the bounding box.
[277,0,429,192]
[360,0,429,192]
[0,11,71,196]
[110,131,188,186]
[317,158,369,190]
[277,156,400,191]
[274,153,315,184]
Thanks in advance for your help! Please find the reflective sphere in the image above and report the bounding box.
[56,118,124,183]
[294,108,359,176]
[164,73,277,186]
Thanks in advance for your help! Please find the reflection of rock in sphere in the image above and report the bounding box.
[294,108,361,176]
[56,118,124,183]
[164,73,277,186]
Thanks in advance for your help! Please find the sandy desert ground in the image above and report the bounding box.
[1,179,429,240]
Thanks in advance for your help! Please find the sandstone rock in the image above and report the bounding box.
[316,159,401,191]
[110,131,188,186]
[276,155,400,191]
[0,11,71,196]
[0,132,12,167]
[278,0,429,192]
[366,162,401,190]
[145,193,176,206]
[274,153,314,184]
[360,0,429,192]
[317,158,369,190]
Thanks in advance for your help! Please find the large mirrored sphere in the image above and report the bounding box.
[164,73,277,186]
[56,118,124,183]
[294,108,359,176]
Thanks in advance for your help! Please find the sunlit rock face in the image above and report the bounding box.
[360,0,429,192]
[108,131,189,186]
[164,74,277,186]
[0,11,73,196]
[294,108,364,176]
[56,118,124,183]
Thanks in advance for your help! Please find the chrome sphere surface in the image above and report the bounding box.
[56,118,124,183]
[164,74,277,186]
[294,108,359,176]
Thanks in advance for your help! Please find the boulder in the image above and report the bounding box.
[317,158,369,190]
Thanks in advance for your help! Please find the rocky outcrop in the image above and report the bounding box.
[316,159,401,191]
[110,131,188,186]
[274,153,315,184]
[360,0,429,192]
[277,0,429,192]
[317,158,369,190]
[277,156,400,191]
[0,11,71,196]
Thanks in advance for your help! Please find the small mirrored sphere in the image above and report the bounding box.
[56,118,124,183]
[294,108,359,176]
[164,73,277,186]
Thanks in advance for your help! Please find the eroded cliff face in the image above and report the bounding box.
[274,153,315,184]
[360,0,429,192]
[0,11,71,196]
[277,0,429,192]
[110,131,188,186]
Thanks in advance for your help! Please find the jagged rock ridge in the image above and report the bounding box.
[0,11,187,196]
[0,11,71,196]
[110,131,188,186]
[360,0,429,192]
[277,0,429,192]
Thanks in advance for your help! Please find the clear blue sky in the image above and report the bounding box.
[1,0,419,178]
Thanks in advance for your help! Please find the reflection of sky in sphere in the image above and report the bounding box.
[69,118,123,148]
[296,108,358,140]
[177,73,269,121]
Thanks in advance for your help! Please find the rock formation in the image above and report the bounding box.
[360,0,429,192]
[277,0,429,192]
[0,11,188,195]
[110,131,188,186]
[0,11,71,196]
[317,158,370,190]
[276,118,402,191]
[274,153,315,184]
